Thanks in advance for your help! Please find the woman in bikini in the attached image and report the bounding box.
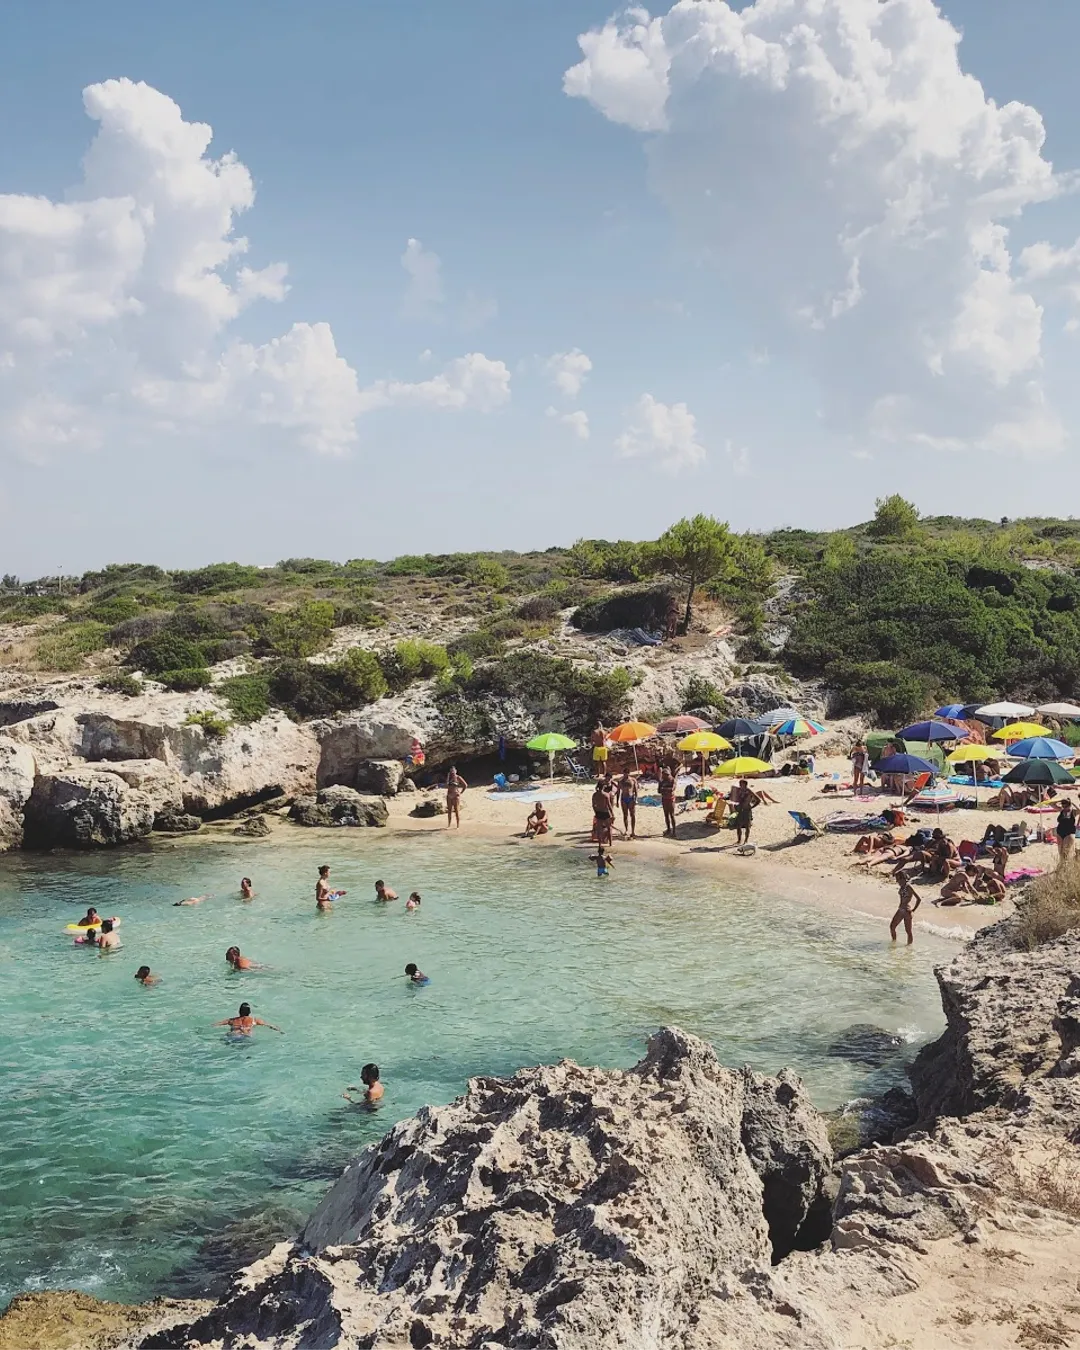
[445,767,467,828]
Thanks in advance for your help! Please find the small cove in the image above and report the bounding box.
[0,831,951,1304]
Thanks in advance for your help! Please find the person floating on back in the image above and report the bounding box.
[404,962,429,985]
[214,1002,283,1036]
[343,1062,384,1107]
[134,966,160,986]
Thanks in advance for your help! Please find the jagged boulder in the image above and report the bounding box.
[289,786,388,829]
[92,759,186,819]
[158,1029,832,1350]
[233,816,272,837]
[354,758,405,796]
[0,736,35,851]
[23,768,155,848]
[154,811,202,834]
[410,796,444,817]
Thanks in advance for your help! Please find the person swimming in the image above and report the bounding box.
[240,877,254,900]
[375,880,399,903]
[343,1062,384,1107]
[213,1002,283,1036]
[75,928,97,947]
[225,946,261,971]
[134,965,160,986]
[76,908,101,928]
[404,963,429,985]
[406,892,421,911]
[174,895,208,907]
[97,919,121,951]
[316,865,345,909]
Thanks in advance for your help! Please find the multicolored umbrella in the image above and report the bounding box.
[1005,737,1073,760]
[656,715,709,735]
[991,722,1051,742]
[896,719,965,743]
[714,756,772,777]
[526,732,576,781]
[771,717,826,737]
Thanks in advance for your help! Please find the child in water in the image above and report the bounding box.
[406,892,421,911]
[240,877,254,900]
[404,963,429,985]
[134,966,160,986]
[590,849,614,877]
[343,1062,384,1107]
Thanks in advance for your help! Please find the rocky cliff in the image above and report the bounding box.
[125,922,1080,1350]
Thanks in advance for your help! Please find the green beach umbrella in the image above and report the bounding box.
[526,732,576,781]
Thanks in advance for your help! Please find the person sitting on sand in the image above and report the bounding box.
[406,892,421,911]
[134,966,160,986]
[225,946,262,971]
[97,919,121,951]
[935,863,981,906]
[214,1002,282,1036]
[988,841,1008,879]
[343,1062,384,1107]
[890,878,921,945]
[240,877,254,900]
[525,803,549,838]
[76,908,102,928]
[975,871,1007,904]
[316,865,345,909]
[404,962,429,985]
[375,880,399,903]
[852,831,896,855]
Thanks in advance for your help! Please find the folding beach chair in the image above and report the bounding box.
[789,810,824,841]
[564,755,590,780]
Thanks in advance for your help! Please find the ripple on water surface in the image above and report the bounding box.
[0,834,950,1303]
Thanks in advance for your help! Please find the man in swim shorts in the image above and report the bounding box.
[617,770,638,839]
[659,768,677,838]
[590,722,608,770]
[214,1002,283,1035]
[375,880,399,903]
[343,1062,384,1107]
[591,782,614,845]
[890,878,921,945]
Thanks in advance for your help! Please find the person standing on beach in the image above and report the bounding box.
[659,767,677,837]
[850,741,868,792]
[1056,801,1076,866]
[590,723,608,773]
[618,770,638,839]
[890,878,921,944]
[732,780,759,847]
[592,782,614,845]
[446,766,467,828]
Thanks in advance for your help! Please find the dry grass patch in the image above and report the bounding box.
[1013,859,1080,949]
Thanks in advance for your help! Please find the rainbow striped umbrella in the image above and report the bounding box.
[770,717,825,737]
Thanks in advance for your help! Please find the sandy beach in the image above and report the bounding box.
[383,752,1060,939]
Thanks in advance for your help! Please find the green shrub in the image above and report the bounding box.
[383,554,441,577]
[128,632,207,675]
[172,562,264,594]
[825,660,929,725]
[110,614,168,647]
[185,710,229,738]
[261,600,335,658]
[219,674,271,723]
[447,629,506,661]
[517,594,561,622]
[379,639,449,691]
[867,494,920,540]
[0,594,69,621]
[465,558,510,590]
[96,672,143,697]
[34,622,110,671]
[267,660,343,720]
[562,539,650,582]
[680,674,726,712]
[277,557,339,576]
[199,636,252,664]
[333,648,389,703]
[460,651,635,734]
[485,616,526,641]
[84,596,142,625]
[159,667,213,692]
[571,586,675,633]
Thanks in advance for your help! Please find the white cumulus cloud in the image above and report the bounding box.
[359,352,511,414]
[401,237,445,320]
[546,348,593,398]
[546,406,590,440]
[566,0,1073,455]
[616,393,704,469]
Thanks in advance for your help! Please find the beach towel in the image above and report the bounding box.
[1004,866,1044,884]
[824,813,891,833]
[1025,805,1059,814]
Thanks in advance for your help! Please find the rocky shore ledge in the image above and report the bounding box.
[7,914,1078,1349]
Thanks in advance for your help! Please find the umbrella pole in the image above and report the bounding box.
[548,750,554,784]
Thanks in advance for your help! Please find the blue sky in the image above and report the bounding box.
[2,0,1080,574]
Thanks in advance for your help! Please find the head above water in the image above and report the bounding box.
[408,892,421,902]
[135,966,150,980]
[85,908,99,919]
[100,920,113,934]
[239,1002,252,1017]
[226,946,241,963]
[361,1063,380,1084]
[405,963,418,977]
[241,877,252,887]
[375,880,384,889]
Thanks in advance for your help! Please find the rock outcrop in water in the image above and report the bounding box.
[131,922,1080,1350]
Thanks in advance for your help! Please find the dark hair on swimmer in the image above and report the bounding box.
[239,1002,251,1017]
[226,946,240,962]
[100,919,114,934]
[409,892,421,902]
[135,966,150,980]
[375,879,384,887]
[361,1063,379,1084]
[405,963,418,976]
[241,877,252,886]
[319,865,330,876]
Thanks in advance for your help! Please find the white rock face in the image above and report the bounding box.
[0,737,36,851]
[23,767,156,848]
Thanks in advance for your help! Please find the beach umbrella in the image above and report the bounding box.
[896,719,965,744]
[714,756,772,778]
[657,715,709,735]
[908,784,959,812]
[716,717,769,739]
[759,707,800,725]
[607,720,657,771]
[770,717,826,737]
[677,730,732,781]
[1005,737,1073,760]
[935,704,969,719]
[975,700,1036,720]
[991,721,1051,743]
[1036,702,1080,719]
[876,753,938,777]
[1002,758,1074,786]
[946,745,998,763]
[526,732,576,781]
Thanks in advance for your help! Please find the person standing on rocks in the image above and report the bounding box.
[445,767,467,828]
[890,878,921,945]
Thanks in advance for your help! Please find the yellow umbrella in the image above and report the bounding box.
[946,745,998,763]
[677,731,732,782]
[714,756,772,777]
[991,722,1050,742]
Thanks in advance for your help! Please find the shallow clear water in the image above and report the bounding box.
[0,832,950,1304]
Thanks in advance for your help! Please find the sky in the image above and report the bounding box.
[3,0,1080,575]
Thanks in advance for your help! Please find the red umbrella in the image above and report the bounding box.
[656,715,709,735]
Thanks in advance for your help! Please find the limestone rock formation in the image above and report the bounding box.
[0,736,35,851]
[288,786,389,828]
[233,816,272,837]
[353,758,405,796]
[23,768,156,848]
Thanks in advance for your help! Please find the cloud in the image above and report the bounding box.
[400,237,445,320]
[724,439,750,476]
[546,348,593,398]
[566,0,1071,456]
[0,81,509,461]
[615,393,704,469]
[546,406,590,440]
[460,290,498,331]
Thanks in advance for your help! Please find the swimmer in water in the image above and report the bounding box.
[213,1001,283,1036]
[316,865,345,909]
[343,1062,384,1107]
[404,962,429,985]
[174,895,208,907]
[406,892,421,911]
[134,965,160,986]
[76,929,97,947]
[375,879,399,903]
[76,908,102,928]
[225,946,263,971]
[97,919,121,951]
[240,877,254,900]
[589,849,613,877]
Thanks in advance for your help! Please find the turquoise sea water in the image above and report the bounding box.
[0,832,950,1305]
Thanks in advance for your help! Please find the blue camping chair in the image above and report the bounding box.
[564,755,590,780]
[789,810,824,840]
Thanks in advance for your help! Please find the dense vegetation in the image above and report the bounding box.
[8,498,1080,730]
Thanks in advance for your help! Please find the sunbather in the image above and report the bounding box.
[935,863,981,906]
[851,831,895,855]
